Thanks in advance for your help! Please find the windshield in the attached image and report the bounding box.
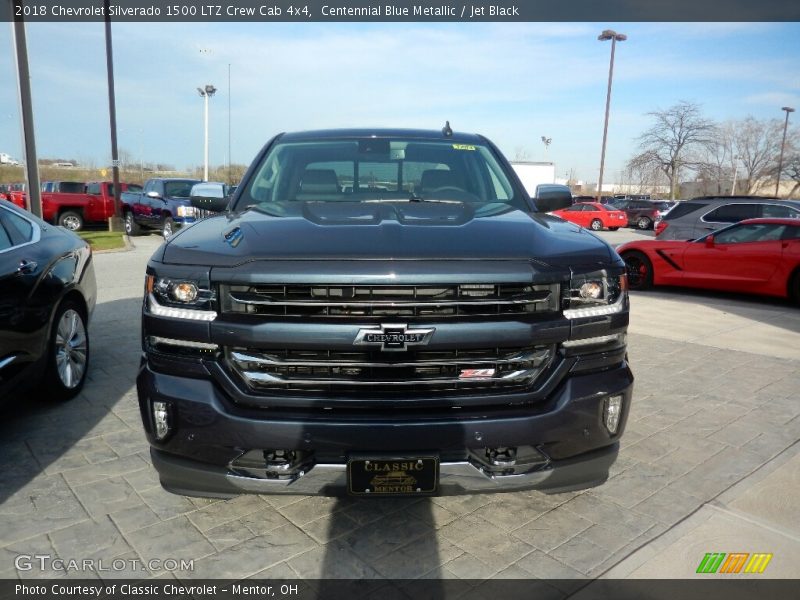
[164,180,198,198]
[235,137,521,211]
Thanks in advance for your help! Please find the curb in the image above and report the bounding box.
[91,233,133,253]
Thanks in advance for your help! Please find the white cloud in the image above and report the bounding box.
[742,92,800,107]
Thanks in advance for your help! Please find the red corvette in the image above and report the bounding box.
[552,202,627,231]
[617,218,800,302]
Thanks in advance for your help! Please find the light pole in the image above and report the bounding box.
[197,84,217,181]
[775,106,795,197]
[596,29,626,202]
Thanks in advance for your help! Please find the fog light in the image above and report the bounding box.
[153,401,171,440]
[604,395,623,434]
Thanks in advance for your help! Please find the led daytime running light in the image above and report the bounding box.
[148,294,217,321]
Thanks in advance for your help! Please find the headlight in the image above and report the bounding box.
[176,205,198,218]
[145,275,217,320]
[563,273,627,319]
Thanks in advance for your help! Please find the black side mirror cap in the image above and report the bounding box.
[190,195,229,213]
[532,195,573,213]
[531,184,573,213]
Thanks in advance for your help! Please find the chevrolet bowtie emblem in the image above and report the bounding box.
[354,324,435,352]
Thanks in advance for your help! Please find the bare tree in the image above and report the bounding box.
[733,116,784,194]
[695,122,736,195]
[635,101,716,199]
[513,146,530,161]
[624,151,669,194]
[117,148,133,169]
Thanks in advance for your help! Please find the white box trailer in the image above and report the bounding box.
[510,161,556,197]
[0,153,11,164]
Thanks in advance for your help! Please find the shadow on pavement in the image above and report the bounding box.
[0,296,145,522]
[317,497,447,594]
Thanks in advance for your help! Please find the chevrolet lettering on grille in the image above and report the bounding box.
[354,324,435,351]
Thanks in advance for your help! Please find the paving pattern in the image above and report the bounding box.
[1,233,798,586]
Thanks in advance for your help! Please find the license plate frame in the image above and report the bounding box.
[347,456,439,496]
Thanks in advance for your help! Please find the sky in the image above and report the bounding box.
[1,21,799,183]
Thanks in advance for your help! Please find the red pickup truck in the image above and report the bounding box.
[0,183,27,209]
[41,181,142,231]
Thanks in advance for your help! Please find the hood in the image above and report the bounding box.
[159,201,616,268]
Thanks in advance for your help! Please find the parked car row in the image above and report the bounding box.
[611,198,675,230]
[553,197,676,231]
[0,183,27,209]
[43,181,143,231]
[552,201,627,231]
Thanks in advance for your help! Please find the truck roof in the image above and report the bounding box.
[278,128,486,144]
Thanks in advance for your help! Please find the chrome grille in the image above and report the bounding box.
[226,345,554,396]
[221,283,559,318]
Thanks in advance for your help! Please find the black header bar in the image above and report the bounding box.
[1,0,799,22]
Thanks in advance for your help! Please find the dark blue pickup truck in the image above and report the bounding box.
[121,177,201,238]
[137,128,633,498]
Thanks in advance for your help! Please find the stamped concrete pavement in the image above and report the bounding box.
[0,232,798,588]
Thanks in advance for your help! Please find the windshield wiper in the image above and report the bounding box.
[362,195,462,204]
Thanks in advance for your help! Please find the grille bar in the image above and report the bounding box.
[226,345,554,396]
[229,348,550,369]
[239,369,541,387]
[222,283,560,318]
[229,294,550,307]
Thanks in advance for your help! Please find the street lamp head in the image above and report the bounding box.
[598,29,626,42]
[205,84,217,97]
[197,87,206,97]
[781,106,795,114]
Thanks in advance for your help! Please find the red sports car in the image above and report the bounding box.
[617,218,800,302]
[552,202,628,231]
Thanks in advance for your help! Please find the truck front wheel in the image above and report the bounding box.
[58,211,84,232]
[124,211,141,236]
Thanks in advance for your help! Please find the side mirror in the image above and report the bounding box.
[146,191,162,199]
[705,236,715,248]
[191,194,229,213]
[532,195,573,213]
[531,184,574,213]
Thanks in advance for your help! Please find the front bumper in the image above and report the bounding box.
[137,359,633,497]
[151,443,619,498]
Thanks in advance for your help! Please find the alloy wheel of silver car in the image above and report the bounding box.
[54,308,88,389]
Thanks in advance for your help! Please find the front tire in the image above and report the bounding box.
[124,211,141,236]
[637,216,652,230]
[590,219,603,231]
[622,251,654,291]
[58,211,84,232]
[44,300,90,401]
